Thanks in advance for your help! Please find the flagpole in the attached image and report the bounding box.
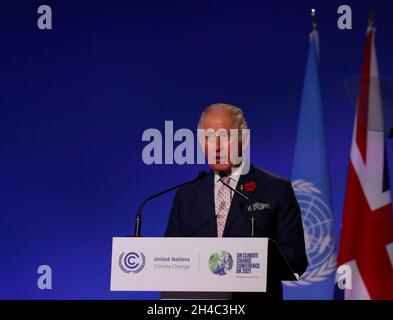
[310,9,319,60]
[368,9,374,26]
[311,8,317,30]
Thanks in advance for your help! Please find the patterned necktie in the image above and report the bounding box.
[215,177,232,237]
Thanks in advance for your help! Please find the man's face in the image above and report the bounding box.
[201,111,241,173]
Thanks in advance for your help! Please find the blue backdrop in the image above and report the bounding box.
[1,0,392,299]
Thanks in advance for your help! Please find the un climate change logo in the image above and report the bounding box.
[209,251,233,276]
[119,252,145,274]
[285,180,336,286]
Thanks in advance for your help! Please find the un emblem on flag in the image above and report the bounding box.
[284,180,336,286]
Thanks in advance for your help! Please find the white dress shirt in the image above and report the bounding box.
[214,160,248,208]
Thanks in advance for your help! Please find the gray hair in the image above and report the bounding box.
[197,103,248,130]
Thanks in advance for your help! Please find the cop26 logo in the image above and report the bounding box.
[209,251,234,276]
[284,180,336,286]
[119,252,146,274]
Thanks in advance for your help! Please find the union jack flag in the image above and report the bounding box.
[337,25,393,299]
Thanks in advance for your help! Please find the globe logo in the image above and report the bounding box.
[209,251,233,276]
[118,251,146,274]
[284,180,336,287]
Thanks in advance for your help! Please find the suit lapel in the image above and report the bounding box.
[223,164,259,236]
[199,169,217,236]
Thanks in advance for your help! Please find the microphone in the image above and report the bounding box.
[218,171,250,202]
[134,170,207,237]
[218,171,256,237]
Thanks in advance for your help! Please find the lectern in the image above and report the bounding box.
[110,237,297,299]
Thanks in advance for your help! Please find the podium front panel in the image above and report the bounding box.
[110,237,268,292]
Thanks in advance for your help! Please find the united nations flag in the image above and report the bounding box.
[283,22,337,299]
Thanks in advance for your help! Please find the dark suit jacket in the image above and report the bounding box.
[165,163,308,300]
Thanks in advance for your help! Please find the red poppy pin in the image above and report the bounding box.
[244,180,257,192]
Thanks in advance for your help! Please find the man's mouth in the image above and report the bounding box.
[215,157,229,164]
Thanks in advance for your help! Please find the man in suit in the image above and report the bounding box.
[165,103,308,299]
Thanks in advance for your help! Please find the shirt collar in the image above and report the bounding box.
[214,159,249,183]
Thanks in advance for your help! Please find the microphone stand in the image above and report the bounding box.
[218,172,254,237]
[134,171,207,237]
